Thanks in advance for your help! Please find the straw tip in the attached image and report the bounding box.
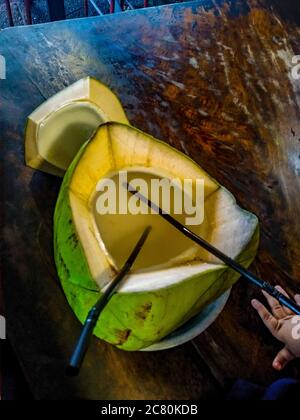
[66,365,80,377]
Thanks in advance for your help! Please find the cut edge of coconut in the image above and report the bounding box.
[24,77,129,177]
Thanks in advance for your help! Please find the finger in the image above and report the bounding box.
[273,347,296,371]
[261,289,287,319]
[275,285,290,298]
[275,286,300,316]
[251,299,279,336]
[275,285,294,316]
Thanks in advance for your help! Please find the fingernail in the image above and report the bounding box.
[273,361,282,370]
[251,299,258,309]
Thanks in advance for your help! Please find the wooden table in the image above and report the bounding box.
[1,0,300,400]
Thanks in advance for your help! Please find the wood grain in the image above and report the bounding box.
[1,0,300,399]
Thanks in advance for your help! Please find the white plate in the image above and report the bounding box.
[141,290,231,351]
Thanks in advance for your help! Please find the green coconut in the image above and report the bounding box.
[54,122,259,351]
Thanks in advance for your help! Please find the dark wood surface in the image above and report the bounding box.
[1,0,300,400]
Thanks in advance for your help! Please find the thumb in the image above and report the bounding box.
[295,294,300,306]
[273,347,296,371]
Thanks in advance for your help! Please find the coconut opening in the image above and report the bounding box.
[37,101,105,170]
[65,123,258,296]
[91,169,209,271]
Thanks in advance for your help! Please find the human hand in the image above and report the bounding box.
[251,286,300,371]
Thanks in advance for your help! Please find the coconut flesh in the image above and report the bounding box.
[25,77,129,176]
[54,122,259,350]
[90,169,258,293]
[38,101,104,171]
[92,170,208,272]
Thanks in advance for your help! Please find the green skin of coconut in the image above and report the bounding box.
[54,132,259,351]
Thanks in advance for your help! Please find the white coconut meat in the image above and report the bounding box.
[37,102,105,171]
[25,77,129,176]
[68,123,258,294]
[92,171,257,293]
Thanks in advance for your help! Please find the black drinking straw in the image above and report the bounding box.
[125,182,300,316]
[67,226,152,376]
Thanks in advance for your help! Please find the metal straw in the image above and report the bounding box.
[125,182,300,316]
[67,226,152,376]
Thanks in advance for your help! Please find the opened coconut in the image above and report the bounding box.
[54,122,259,351]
